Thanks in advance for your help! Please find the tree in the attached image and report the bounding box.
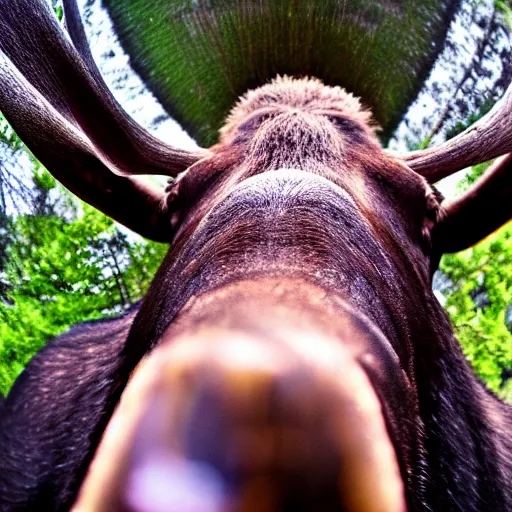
[0,148,167,395]
[439,163,512,396]
[394,0,512,150]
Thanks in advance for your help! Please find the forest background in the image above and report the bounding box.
[0,0,511,399]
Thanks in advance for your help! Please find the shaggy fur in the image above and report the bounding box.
[221,76,377,142]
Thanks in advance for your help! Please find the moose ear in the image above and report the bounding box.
[432,154,512,254]
[0,0,207,241]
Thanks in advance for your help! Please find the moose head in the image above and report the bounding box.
[0,1,511,511]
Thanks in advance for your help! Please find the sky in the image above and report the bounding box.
[79,0,197,151]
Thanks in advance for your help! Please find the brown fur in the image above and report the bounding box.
[221,76,377,141]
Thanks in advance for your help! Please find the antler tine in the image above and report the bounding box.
[401,83,512,182]
[0,0,207,178]
[0,49,172,242]
[63,0,105,85]
[433,153,512,254]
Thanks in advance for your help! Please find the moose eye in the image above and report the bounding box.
[328,115,358,130]
[328,115,367,143]
[237,112,273,133]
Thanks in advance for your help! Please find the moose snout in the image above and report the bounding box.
[73,328,406,512]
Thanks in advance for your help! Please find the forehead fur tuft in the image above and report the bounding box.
[221,76,376,139]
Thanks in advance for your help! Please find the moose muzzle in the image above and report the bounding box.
[73,313,407,512]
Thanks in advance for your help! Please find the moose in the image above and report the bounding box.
[1,0,512,510]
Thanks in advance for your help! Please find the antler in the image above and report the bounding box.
[402,83,512,182]
[433,154,512,253]
[0,0,207,241]
[401,83,512,253]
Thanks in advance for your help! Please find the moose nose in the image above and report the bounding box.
[73,330,406,512]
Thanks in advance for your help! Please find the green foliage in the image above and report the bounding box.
[501,378,512,403]
[0,174,167,395]
[455,161,492,190]
[495,0,512,31]
[1,104,171,395]
[439,165,512,396]
[32,164,57,191]
[0,113,23,151]
[51,0,63,21]
[441,225,512,391]
[445,98,495,141]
